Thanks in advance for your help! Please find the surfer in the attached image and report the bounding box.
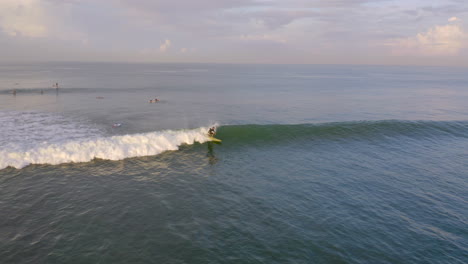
[208,127,216,136]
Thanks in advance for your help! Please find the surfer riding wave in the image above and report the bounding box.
[208,127,216,137]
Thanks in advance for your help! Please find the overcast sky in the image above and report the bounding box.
[1,0,467,66]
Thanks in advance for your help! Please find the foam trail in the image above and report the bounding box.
[0,127,211,169]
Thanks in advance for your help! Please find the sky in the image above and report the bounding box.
[0,0,467,66]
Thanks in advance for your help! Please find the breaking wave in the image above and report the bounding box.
[0,128,210,169]
[0,111,211,169]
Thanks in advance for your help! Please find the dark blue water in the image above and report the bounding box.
[0,63,467,263]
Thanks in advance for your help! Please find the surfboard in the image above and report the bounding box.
[208,136,222,142]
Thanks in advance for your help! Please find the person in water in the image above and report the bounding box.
[208,127,216,136]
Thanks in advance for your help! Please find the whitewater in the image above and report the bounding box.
[0,127,211,169]
[0,110,212,169]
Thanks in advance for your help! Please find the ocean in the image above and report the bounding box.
[0,62,467,263]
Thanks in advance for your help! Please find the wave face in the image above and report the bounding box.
[217,120,468,145]
[0,111,210,169]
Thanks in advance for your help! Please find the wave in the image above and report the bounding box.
[0,87,107,94]
[0,87,162,95]
[216,120,468,145]
[0,127,211,169]
[2,119,468,169]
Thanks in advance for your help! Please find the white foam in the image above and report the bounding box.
[0,111,214,169]
[0,127,211,169]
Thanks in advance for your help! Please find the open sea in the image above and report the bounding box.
[0,62,467,264]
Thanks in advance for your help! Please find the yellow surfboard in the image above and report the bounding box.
[208,136,222,142]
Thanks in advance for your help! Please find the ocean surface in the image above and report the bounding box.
[0,62,467,263]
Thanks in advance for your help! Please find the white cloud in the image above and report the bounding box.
[0,0,48,37]
[448,17,459,22]
[387,24,467,56]
[159,39,171,52]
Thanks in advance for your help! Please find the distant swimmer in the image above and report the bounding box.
[208,127,216,136]
[154,98,159,102]
[12,89,16,96]
[54,82,59,89]
[150,99,153,103]
[113,123,122,127]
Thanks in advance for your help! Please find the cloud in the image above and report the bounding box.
[159,39,171,52]
[247,9,317,29]
[1,0,467,65]
[387,23,467,56]
[0,0,48,37]
[0,0,89,44]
